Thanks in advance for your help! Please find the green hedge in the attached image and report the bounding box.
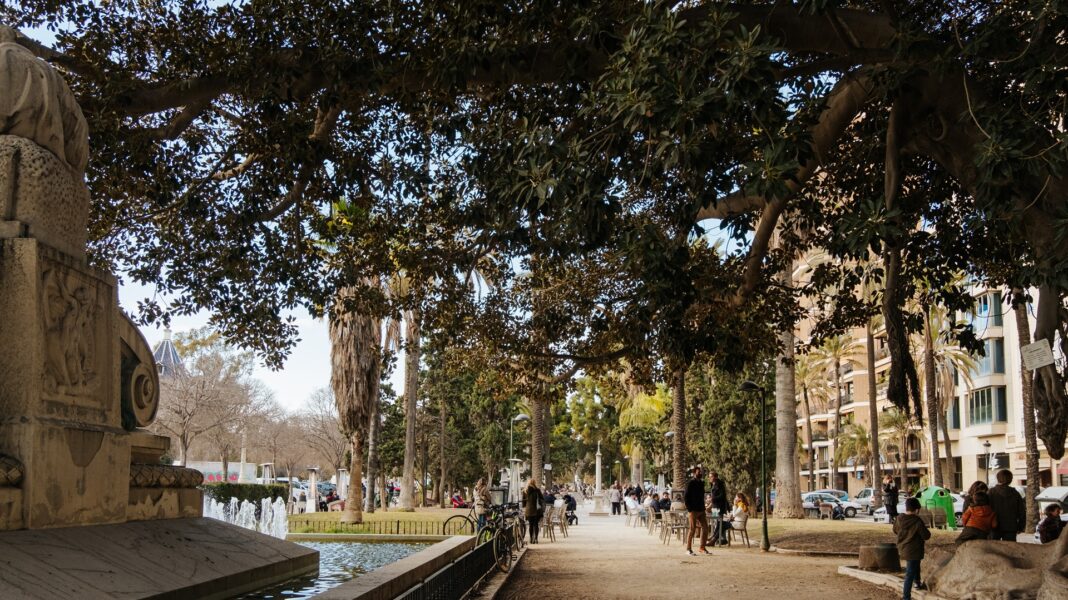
[201,482,288,504]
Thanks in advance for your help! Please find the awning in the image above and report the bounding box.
[1057,461,1068,475]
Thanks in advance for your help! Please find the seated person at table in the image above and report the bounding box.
[625,494,641,517]
[721,493,750,534]
[649,493,663,518]
[658,493,673,512]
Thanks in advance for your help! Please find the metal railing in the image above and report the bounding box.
[287,518,468,536]
[395,539,496,600]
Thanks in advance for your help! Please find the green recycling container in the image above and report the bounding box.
[917,486,956,530]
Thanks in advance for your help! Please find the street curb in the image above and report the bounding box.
[772,546,858,558]
[837,565,951,599]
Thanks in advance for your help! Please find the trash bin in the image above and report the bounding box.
[917,486,956,530]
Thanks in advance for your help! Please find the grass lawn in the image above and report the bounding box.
[763,516,958,553]
[289,507,467,524]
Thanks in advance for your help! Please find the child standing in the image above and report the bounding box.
[957,490,997,543]
[895,497,931,600]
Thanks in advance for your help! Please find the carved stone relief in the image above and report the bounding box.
[40,265,102,401]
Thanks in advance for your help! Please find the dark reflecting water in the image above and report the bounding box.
[237,541,429,599]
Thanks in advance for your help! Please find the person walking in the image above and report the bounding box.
[708,471,729,544]
[474,477,491,531]
[988,469,1025,541]
[523,478,545,544]
[684,467,709,556]
[609,483,622,515]
[882,475,900,523]
[895,497,931,600]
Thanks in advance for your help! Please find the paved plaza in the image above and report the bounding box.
[498,504,897,600]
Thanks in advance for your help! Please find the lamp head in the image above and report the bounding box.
[739,380,763,393]
[664,431,675,438]
[513,413,530,423]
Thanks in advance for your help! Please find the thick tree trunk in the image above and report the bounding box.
[830,360,841,489]
[1013,292,1041,530]
[938,384,955,490]
[775,323,805,518]
[801,385,816,492]
[341,432,365,523]
[365,395,379,513]
[670,367,687,507]
[924,306,943,487]
[543,397,553,481]
[439,397,447,508]
[380,473,388,510]
[221,450,229,483]
[399,310,420,511]
[531,396,546,486]
[866,322,883,508]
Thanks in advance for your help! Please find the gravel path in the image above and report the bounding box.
[496,503,898,600]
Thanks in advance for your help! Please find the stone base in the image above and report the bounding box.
[127,487,203,521]
[0,517,318,600]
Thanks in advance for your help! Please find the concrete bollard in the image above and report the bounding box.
[858,543,901,572]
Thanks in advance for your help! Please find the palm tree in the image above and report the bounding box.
[329,287,381,524]
[836,423,874,487]
[618,384,670,484]
[879,408,913,488]
[1011,289,1040,529]
[795,353,826,492]
[815,334,860,490]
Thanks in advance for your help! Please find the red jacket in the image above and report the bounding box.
[962,505,998,531]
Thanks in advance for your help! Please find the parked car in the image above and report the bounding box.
[802,492,862,518]
[855,487,874,514]
[317,481,337,496]
[812,489,850,502]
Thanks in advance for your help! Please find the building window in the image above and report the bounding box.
[972,338,1006,377]
[970,293,1004,329]
[950,397,961,429]
[969,386,1008,425]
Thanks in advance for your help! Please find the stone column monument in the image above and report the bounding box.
[590,442,608,516]
[0,30,318,598]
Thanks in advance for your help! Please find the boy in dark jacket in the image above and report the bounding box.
[988,469,1025,541]
[894,497,931,600]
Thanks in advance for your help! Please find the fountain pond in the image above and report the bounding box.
[203,497,431,598]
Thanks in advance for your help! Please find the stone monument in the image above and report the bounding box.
[590,442,609,516]
[0,29,317,598]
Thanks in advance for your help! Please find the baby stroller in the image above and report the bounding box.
[564,493,578,525]
[830,501,846,521]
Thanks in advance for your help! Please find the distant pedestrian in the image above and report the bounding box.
[474,478,491,530]
[684,467,709,556]
[523,478,545,544]
[1038,503,1064,544]
[895,497,931,600]
[609,484,622,515]
[958,490,997,543]
[988,469,1025,541]
[882,475,899,523]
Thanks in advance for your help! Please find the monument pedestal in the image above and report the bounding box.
[0,38,319,599]
[590,493,609,516]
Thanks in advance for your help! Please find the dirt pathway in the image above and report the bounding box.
[497,504,896,600]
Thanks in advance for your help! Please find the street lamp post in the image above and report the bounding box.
[740,380,771,552]
[614,459,622,485]
[983,440,993,484]
[511,413,530,461]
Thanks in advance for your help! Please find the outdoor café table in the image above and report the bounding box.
[707,509,727,546]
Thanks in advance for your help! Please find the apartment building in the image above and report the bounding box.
[797,287,1068,497]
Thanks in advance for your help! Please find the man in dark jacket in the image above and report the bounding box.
[883,475,900,523]
[684,467,709,556]
[988,469,1025,541]
[708,472,729,544]
[895,497,931,600]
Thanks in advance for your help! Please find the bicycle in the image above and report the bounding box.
[488,503,526,572]
[442,505,478,536]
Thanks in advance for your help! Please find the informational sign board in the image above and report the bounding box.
[1022,339,1055,370]
[544,463,552,471]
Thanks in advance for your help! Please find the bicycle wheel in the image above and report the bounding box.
[477,524,497,546]
[512,519,526,550]
[492,529,513,573]
[443,515,475,536]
